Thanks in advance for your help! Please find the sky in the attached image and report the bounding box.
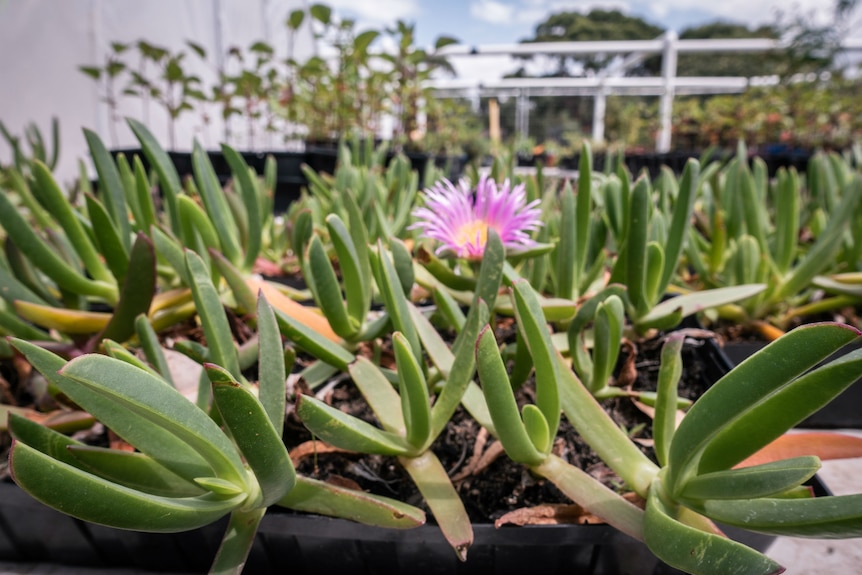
[317,0,862,82]
[320,0,861,48]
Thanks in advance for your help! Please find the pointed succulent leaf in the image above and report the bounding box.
[476,326,544,466]
[221,145,263,270]
[129,119,181,232]
[522,404,550,454]
[590,295,625,394]
[680,456,820,502]
[256,294,287,432]
[644,478,782,575]
[668,323,860,493]
[511,279,560,443]
[326,213,369,327]
[659,158,699,292]
[371,241,421,358]
[399,451,472,561]
[97,233,156,344]
[637,284,766,329]
[295,395,409,455]
[14,301,110,334]
[59,355,247,484]
[84,128,132,253]
[699,346,862,474]
[393,332,431,450]
[208,364,295,507]
[350,357,405,434]
[279,475,425,528]
[653,334,684,467]
[0,177,115,301]
[700,493,862,537]
[8,339,212,482]
[10,441,244,532]
[306,235,356,339]
[185,250,241,379]
[86,194,129,283]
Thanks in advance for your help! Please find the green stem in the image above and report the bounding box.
[209,508,266,575]
[558,355,659,497]
[399,451,472,561]
[534,455,644,541]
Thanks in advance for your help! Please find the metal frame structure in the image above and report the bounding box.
[432,34,862,152]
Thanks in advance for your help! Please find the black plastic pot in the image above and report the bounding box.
[721,339,862,428]
[0,479,796,575]
[109,148,307,214]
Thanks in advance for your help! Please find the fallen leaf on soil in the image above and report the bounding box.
[324,474,363,491]
[614,339,638,388]
[451,428,506,482]
[289,439,354,466]
[252,257,284,276]
[495,493,645,527]
[109,429,136,452]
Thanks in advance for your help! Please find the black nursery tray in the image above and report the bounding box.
[0,471,831,575]
[720,339,862,429]
[0,477,651,574]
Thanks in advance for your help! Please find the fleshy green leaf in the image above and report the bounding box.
[399,451,472,561]
[305,235,356,339]
[84,128,132,254]
[208,364,295,507]
[371,241,421,358]
[185,250,241,379]
[637,284,766,329]
[221,145,262,271]
[128,118,181,233]
[257,294,287,432]
[521,404,550,454]
[326,213,369,327]
[295,394,409,455]
[68,444,206,497]
[85,193,129,283]
[653,334,684,467]
[279,475,425,528]
[97,232,156,344]
[393,332,431,450]
[680,456,820,502]
[667,322,860,493]
[59,354,247,486]
[475,326,543,466]
[644,477,781,575]
[700,493,862,537]
[10,441,243,532]
[511,279,560,444]
[699,346,862,474]
[193,141,242,266]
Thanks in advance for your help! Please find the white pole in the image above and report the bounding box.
[657,31,677,153]
[592,85,606,144]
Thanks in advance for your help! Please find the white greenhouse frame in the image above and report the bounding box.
[432,34,862,152]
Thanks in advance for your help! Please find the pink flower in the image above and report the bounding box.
[410,175,542,259]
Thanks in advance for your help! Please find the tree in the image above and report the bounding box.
[676,22,780,77]
[775,0,860,78]
[518,9,665,76]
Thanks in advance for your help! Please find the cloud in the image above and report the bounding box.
[325,0,420,25]
[470,0,516,25]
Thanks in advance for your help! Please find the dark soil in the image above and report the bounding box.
[283,328,719,525]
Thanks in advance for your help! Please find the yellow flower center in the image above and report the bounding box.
[454,219,488,249]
